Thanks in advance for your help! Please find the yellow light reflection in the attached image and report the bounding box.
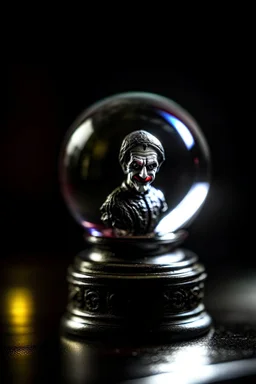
[92,140,108,159]
[6,288,33,328]
[5,287,35,347]
[82,155,90,179]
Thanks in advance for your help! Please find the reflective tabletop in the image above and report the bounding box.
[1,254,256,384]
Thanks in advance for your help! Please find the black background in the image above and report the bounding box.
[5,16,252,268]
[2,8,255,384]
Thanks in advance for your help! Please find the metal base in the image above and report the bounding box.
[61,311,212,342]
[61,235,212,341]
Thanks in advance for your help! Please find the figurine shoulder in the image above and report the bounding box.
[150,186,165,201]
[102,186,121,202]
[101,185,128,207]
[150,186,168,212]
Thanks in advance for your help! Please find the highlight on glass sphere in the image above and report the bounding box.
[59,92,210,239]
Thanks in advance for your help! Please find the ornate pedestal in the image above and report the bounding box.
[61,232,212,341]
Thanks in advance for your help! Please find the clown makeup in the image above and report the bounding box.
[126,145,159,192]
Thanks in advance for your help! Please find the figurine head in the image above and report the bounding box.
[119,130,165,193]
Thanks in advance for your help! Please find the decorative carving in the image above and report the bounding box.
[68,282,205,316]
[188,283,204,308]
[163,289,188,312]
[163,285,204,313]
[172,290,188,309]
[84,290,100,312]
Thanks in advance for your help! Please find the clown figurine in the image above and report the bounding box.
[100,130,167,236]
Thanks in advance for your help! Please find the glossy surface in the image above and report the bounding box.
[59,93,210,238]
[1,255,256,383]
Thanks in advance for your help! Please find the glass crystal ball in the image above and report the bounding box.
[59,92,210,239]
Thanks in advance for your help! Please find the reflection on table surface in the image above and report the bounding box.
[1,254,256,383]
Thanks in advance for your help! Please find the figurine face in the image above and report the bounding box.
[126,146,159,192]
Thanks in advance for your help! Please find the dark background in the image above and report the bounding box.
[2,10,255,384]
[5,14,252,268]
